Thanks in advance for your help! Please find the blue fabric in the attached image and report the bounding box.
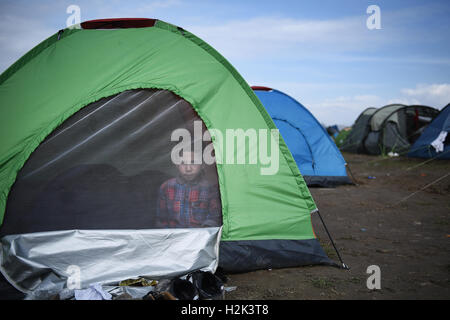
[254,89,348,178]
[408,104,450,159]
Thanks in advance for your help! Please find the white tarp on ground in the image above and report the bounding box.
[0,227,221,295]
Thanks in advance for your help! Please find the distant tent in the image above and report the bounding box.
[408,104,450,159]
[341,107,377,153]
[342,105,439,155]
[252,86,352,187]
[0,19,335,297]
[326,125,340,139]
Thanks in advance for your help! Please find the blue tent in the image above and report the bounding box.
[408,104,450,159]
[252,86,352,187]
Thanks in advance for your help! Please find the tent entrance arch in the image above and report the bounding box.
[2,88,222,234]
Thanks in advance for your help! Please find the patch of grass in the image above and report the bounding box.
[310,277,335,289]
[425,184,449,195]
[348,277,361,284]
[339,235,358,241]
[415,201,434,206]
[319,242,337,259]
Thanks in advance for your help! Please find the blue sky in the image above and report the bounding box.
[0,0,449,125]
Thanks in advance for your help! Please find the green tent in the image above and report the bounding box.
[0,19,335,295]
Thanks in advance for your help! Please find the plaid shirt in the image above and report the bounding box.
[156,175,221,228]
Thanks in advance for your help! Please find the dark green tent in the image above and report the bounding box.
[341,107,377,153]
[342,105,439,155]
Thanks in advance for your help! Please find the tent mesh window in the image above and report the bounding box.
[1,89,222,235]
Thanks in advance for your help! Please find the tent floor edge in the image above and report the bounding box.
[218,238,338,273]
[303,176,354,188]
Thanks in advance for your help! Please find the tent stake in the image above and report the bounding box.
[316,210,349,270]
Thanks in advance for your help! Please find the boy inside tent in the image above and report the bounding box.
[155,150,222,228]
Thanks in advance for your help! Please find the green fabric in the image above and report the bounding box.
[0,20,317,241]
[335,130,351,148]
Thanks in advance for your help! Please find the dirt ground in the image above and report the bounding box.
[225,153,450,300]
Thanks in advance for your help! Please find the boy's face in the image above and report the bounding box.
[177,151,202,181]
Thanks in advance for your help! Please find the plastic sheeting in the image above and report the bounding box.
[0,228,221,294]
[431,131,448,153]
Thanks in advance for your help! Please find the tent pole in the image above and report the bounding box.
[316,210,350,270]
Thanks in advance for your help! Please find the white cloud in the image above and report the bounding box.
[183,4,450,67]
[0,0,185,73]
[399,84,450,108]
[247,81,384,126]
[307,94,385,126]
[288,83,450,126]
[186,16,384,61]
